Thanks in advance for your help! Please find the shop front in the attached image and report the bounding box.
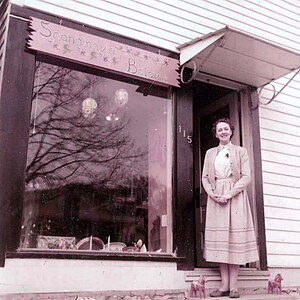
[0,5,189,294]
[0,4,180,256]
[1,1,300,296]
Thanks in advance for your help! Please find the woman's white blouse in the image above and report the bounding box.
[214,145,232,178]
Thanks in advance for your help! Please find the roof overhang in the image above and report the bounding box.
[177,27,300,87]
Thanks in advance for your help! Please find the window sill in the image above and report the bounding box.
[7,249,185,263]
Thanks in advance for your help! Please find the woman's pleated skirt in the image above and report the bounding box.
[204,177,259,265]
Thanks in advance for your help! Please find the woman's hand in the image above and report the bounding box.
[218,193,232,203]
[209,193,221,203]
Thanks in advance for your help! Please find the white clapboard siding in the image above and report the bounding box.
[260,117,300,138]
[261,79,300,103]
[262,103,300,120]
[16,0,185,50]
[261,139,299,157]
[267,255,300,268]
[165,0,300,50]
[272,72,300,89]
[267,242,300,256]
[264,206,300,222]
[261,150,300,168]
[262,161,300,179]
[259,111,300,133]
[263,183,300,200]
[9,0,300,53]
[260,130,300,147]
[264,195,300,211]
[260,89,300,109]
[265,217,300,233]
[260,90,299,106]
[259,66,300,268]
[231,0,300,28]
[263,172,300,189]
[266,229,300,244]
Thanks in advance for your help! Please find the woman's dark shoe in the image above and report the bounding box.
[229,290,240,298]
[210,289,230,297]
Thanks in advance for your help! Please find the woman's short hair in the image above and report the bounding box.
[211,118,235,138]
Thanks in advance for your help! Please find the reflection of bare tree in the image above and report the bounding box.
[26,62,146,190]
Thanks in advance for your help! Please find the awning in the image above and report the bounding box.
[177,27,300,87]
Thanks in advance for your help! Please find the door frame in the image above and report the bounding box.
[192,83,268,270]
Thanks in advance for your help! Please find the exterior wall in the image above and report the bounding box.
[0,259,187,294]
[9,0,300,53]
[259,77,300,268]
[8,0,300,282]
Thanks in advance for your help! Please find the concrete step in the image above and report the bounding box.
[185,268,271,290]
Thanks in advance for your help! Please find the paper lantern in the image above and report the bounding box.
[115,88,128,107]
[82,97,97,118]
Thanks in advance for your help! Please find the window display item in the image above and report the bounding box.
[37,235,76,250]
[103,242,127,252]
[75,236,104,250]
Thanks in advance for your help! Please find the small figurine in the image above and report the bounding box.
[189,275,207,298]
[268,273,283,294]
[136,239,143,249]
[133,239,147,252]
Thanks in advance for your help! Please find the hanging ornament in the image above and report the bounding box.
[82,76,97,118]
[82,97,97,118]
[115,88,128,107]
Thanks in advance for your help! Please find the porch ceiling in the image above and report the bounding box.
[177,27,300,87]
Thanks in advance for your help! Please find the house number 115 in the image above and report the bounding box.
[178,125,192,144]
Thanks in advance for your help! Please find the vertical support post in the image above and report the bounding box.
[0,16,35,266]
[0,0,11,268]
[240,88,268,270]
[175,83,195,270]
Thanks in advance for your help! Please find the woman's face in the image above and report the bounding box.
[215,121,232,145]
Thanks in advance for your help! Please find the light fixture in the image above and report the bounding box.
[106,113,119,122]
[115,88,128,107]
[82,97,97,118]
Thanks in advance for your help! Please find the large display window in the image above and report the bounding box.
[19,57,173,254]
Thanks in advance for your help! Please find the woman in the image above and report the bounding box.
[202,118,259,298]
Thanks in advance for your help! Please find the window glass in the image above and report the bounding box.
[20,60,173,254]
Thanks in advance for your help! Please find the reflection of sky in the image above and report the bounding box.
[92,77,169,145]
[26,63,171,190]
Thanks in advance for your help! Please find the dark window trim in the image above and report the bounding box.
[36,53,170,99]
[0,13,36,267]
[174,84,195,270]
[249,88,268,271]
[7,250,185,263]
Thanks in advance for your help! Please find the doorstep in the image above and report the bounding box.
[185,268,300,299]
[185,268,271,291]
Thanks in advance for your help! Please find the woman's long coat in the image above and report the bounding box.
[202,143,259,265]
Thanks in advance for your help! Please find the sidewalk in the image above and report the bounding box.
[186,291,300,300]
[0,290,300,300]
